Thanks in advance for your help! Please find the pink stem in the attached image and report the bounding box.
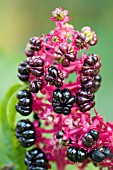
[42,42,54,49]
[56,151,66,170]
[39,128,55,133]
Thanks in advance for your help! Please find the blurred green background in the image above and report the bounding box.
[0,0,113,169]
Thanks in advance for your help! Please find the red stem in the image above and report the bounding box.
[56,152,66,170]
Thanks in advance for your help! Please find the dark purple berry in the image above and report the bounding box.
[16,119,36,148]
[24,148,48,170]
[45,66,64,87]
[54,43,76,67]
[67,147,87,163]
[18,60,29,82]
[82,54,101,76]
[76,32,90,49]
[16,90,32,116]
[26,57,44,77]
[29,37,42,52]
[52,88,76,115]
[82,129,99,147]
[29,79,43,93]
[81,76,94,90]
[76,89,95,112]
[90,75,101,93]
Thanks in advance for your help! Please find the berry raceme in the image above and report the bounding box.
[14,7,113,170]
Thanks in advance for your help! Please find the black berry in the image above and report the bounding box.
[89,148,105,163]
[16,119,36,148]
[56,130,64,139]
[24,148,48,170]
[67,147,87,163]
[52,88,76,115]
[16,90,32,116]
[82,129,99,147]
[17,60,29,82]
[90,75,101,93]
[45,66,64,87]
[29,79,43,93]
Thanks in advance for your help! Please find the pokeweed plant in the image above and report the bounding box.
[0,7,113,170]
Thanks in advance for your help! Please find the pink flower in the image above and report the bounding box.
[50,7,71,26]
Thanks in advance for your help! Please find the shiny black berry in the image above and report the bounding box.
[54,44,76,67]
[16,90,32,116]
[18,60,29,82]
[67,147,87,163]
[82,54,101,76]
[90,75,101,93]
[16,119,36,148]
[52,88,76,115]
[24,148,48,170]
[56,130,64,139]
[26,57,44,77]
[89,148,106,163]
[29,79,43,93]
[82,129,99,147]
[76,89,95,112]
[45,66,64,87]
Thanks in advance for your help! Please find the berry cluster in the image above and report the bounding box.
[15,7,113,170]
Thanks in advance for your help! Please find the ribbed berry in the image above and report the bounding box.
[89,146,113,163]
[26,57,44,77]
[52,88,76,115]
[45,66,64,87]
[81,75,94,91]
[82,129,99,147]
[54,44,76,67]
[29,37,42,52]
[90,75,101,93]
[29,79,43,93]
[16,90,32,116]
[17,60,29,82]
[24,148,48,170]
[81,26,98,46]
[25,36,42,57]
[89,148,105,163]
[16,119,36,148]
[76,32,90,49]
[76,89,95,112]
[82,54,101,76]
[67,147,87,163]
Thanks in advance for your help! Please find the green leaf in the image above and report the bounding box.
[0,84,27,169]
[6,84,29,130]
